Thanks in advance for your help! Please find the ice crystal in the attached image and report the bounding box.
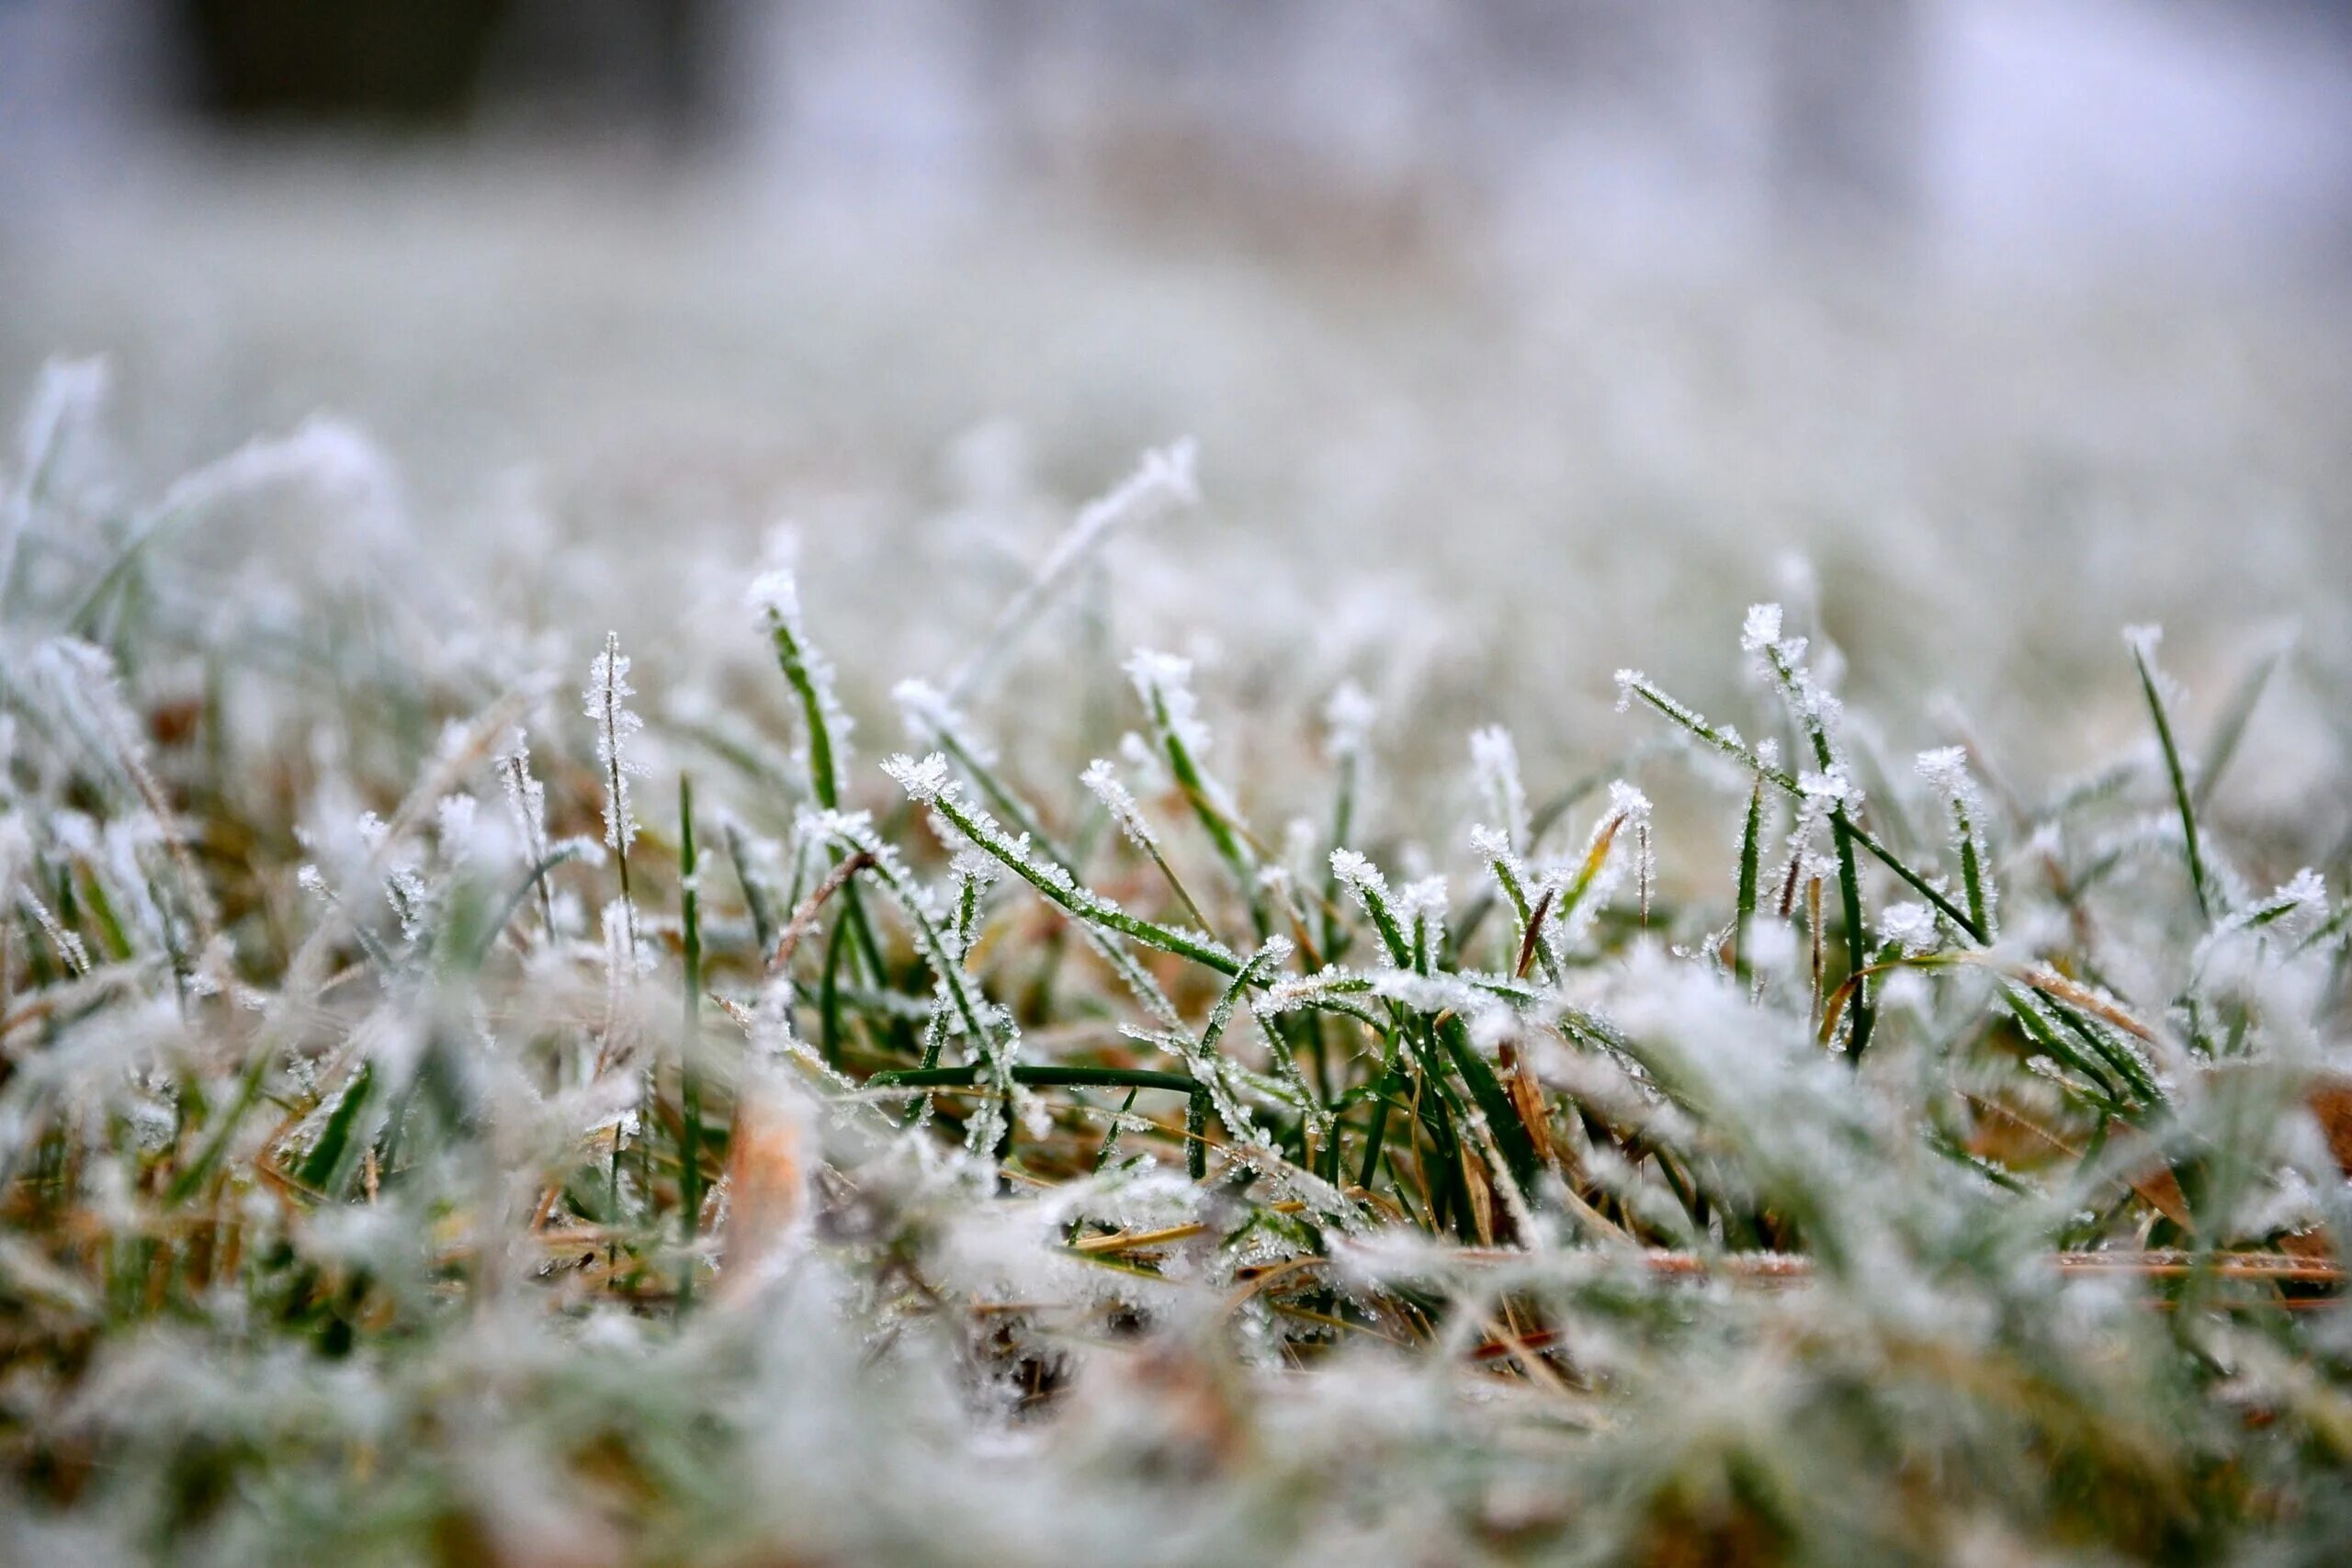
[1125,648,1212,757]
[1080,758,1159,851]
[1739,602,1783,654]
[1879,901,1939,955]
[882,750,954,805]
[583,631,643,854]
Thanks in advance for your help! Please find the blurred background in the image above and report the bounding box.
[2,0,2349,814]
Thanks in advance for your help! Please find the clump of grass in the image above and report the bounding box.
[1,369,2349,1565]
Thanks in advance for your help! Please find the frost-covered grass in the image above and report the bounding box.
[2,354,2351,1567]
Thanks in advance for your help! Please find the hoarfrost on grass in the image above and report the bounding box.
[4,363,2350,1568]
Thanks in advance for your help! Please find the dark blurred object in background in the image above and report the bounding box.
[5,0,2347,277]
[174,0,713,136]
[178,0,512,122]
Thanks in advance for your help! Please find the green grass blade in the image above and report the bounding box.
[892,759,1242,976]
[2127,628,2211,921]
[677,775,704,1310]
[292,1062,373,1197]
[1734,776,1763,987]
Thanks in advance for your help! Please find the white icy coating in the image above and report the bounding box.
[808,805,1026,1154]
[1396,874,1450,927]
[1917,745,1998,936]
[1879,901,1939,955]
[1080,757,1159,851]
[497,731,551,874]
[1328,848,1385,901]
[1914,745,1972,796]
[881,753,1237,1019]
[881,750,953,805]
[1323,680,1376,762]
[1606,780,1652,823]
[1125,648,1213,757]
[1796,764,1857,807]
[745,568,798,625]
[582,632,643,854]
[752,567,856,798]
[1608,781,1656,921]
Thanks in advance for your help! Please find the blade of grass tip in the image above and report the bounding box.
[1127,649,1265,935]
[1082,757,1217,939]
[2126,626,2211,922]
[897,684,1184,1031]
[1955,799,1990,942]
[1476,833,1560,987]
[1456,763,1621,953]
[885,752,1242,977]
[1918,748,1996,942]
[677,775,704,1311]
[1330,850,1412,970]
[1547,792,1638,951]
[1616,669,1985,942]
[1516,885,1559,984]
[1754,625,1874,1059]
[586,632,642,953]
[752,570,890,982]
[812,808,1018,1164]
[1733,776,1763,987]
[752,576,842,813]
[498,742,560,944]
